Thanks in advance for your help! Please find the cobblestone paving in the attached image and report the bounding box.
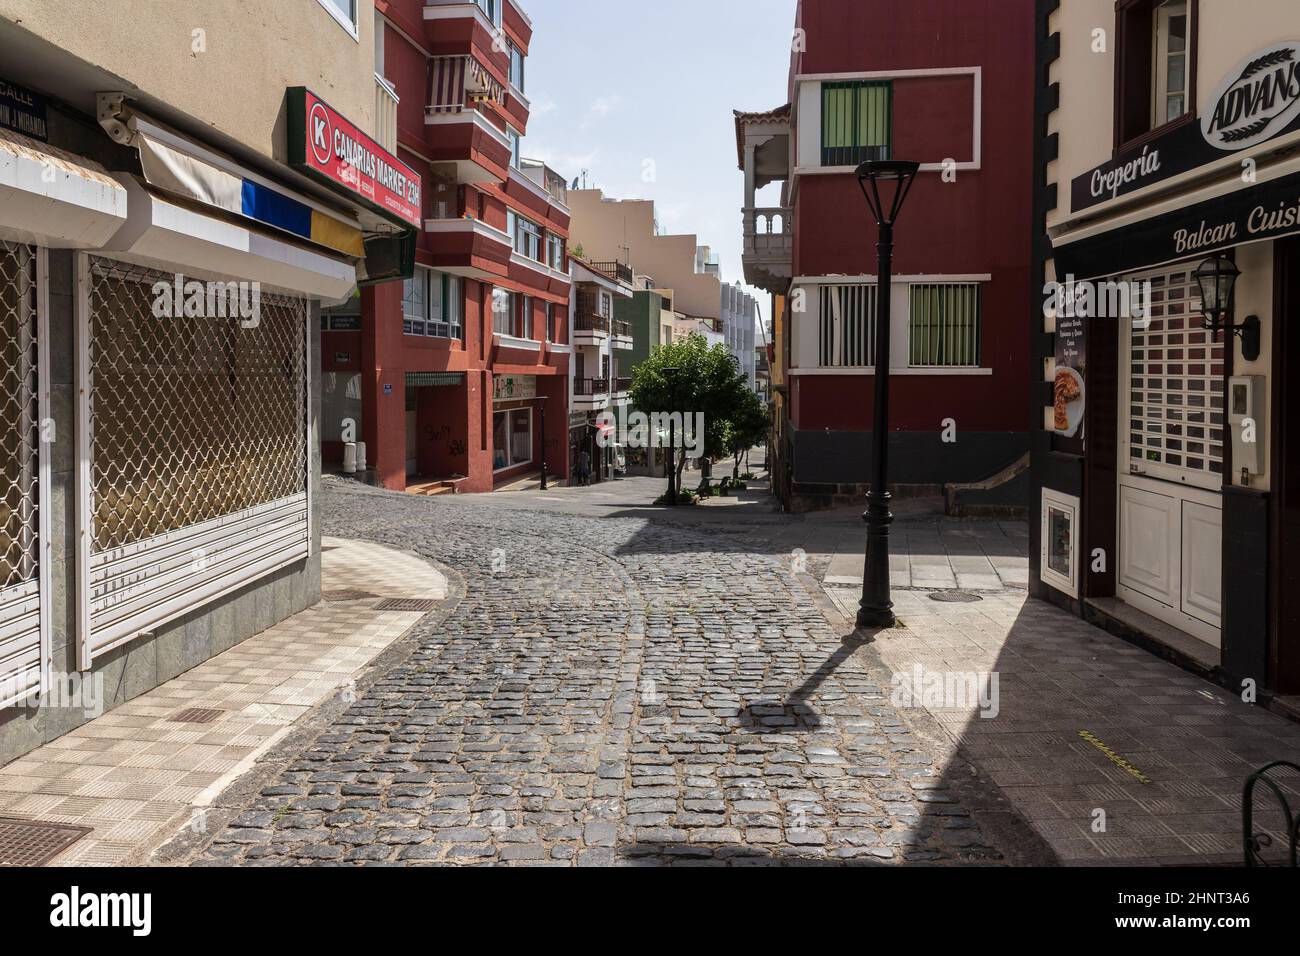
[197,482,1010,866]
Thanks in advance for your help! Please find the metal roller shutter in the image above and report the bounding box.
[76,255,310,665]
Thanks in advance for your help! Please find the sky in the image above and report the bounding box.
[518,0,795,332]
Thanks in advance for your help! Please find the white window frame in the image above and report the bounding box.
[1152,0,1189,128]
[315,0,360,40]
[492,406,533,472]
[510,41,526,93]
[507,126,522,170]
[1040,488,1080,598]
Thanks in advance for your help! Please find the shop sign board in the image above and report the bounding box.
[286,87,422,228]
[1071,42,1300,213]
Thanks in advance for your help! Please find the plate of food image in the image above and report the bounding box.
[1053,366,1085,438]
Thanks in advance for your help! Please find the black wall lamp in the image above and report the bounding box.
[1194,255,1260,361]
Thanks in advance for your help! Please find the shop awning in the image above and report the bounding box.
[0,127,127,248]
[127,118,365,258]
[102,175,357,300]
[1053,166,1300,280]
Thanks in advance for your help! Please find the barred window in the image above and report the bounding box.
[822,80,891,167]
[908,283,981,368]
[87,258,308,552]
[818,284,878,368]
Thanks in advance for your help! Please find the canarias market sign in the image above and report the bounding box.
[286,87,422,228]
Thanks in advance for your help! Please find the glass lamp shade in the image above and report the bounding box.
[1194,256,1240,318]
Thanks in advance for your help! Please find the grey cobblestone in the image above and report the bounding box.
[196,482,1009,866]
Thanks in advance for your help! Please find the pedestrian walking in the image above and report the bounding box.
[578,449,592,487]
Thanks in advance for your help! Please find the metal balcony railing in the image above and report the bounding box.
[574,311,611,334]
[612,377,633,393]
[612,320,632,339]
[574,377,610,397]
[590,261,634,285]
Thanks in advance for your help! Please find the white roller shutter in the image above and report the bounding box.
[76,255,310,665]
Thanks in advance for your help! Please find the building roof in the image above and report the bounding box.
[733,104,791,170]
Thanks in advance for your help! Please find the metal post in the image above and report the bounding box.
[538,397,548,491]
[858,220,896,629]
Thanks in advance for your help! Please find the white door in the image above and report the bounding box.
[1117,265,1224,646]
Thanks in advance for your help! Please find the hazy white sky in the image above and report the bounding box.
[519,0,795,323]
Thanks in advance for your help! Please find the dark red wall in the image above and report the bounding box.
[791,0,1034,436]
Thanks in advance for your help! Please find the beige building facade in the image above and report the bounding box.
[1031,0,1300,700]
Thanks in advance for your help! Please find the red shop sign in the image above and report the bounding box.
[287,87,422,228]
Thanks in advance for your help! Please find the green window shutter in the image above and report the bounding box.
[909,284,981,367]
[823,81,892,166]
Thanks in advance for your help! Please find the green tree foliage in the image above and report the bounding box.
[629,333,758,486]
[724,388,770,479]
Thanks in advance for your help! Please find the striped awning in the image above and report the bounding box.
[428,57,467,114]
[466,57,506,106]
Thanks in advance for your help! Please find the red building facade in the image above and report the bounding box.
[737,0,1035,511]
[323,0,572,493]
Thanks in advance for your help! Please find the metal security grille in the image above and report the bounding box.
[89,258,306,550]
[821,81,892,167]
[909,283,982,367]
[82,256,310,660]
[819,284,877,368]
[0,241,42,710]
[1126,266,1225,486]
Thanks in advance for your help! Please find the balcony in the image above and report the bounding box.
[611,320,633,350]
[742,206,793,295]
[612,376,633,402]
[422,214,512,280]
[375,74,399,154]
[424,101,512,185]
[589,260,633,286]
[734,104,792,295]
[573,377,611,411]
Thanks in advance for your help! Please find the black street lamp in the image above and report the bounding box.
[854,158,921,630]
[664,365,680,506]
[537,396,549,491]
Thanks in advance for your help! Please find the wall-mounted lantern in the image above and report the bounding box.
[1194,255,1260,361]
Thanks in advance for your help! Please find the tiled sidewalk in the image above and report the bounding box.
[0,537,447,866]
[823,585,1300,865]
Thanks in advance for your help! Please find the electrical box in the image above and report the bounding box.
[1228,376,1265,478]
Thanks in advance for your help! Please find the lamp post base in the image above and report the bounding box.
[857,490,895,630]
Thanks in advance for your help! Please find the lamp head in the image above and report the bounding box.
[855,160,922,228]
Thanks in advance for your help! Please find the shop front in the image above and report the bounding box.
[1042,157,1300,696]
[0,71,412,759]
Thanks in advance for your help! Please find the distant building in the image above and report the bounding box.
[568,189,760,390]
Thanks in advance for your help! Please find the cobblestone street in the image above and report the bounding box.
[188,480,1037,866]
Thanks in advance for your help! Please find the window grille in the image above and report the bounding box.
[821,81,892,167]
[909,283,982,367]
[81,256,309,659]
[0,241,42,708]
[818,284,878,368]
[1126,266,1224,483]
